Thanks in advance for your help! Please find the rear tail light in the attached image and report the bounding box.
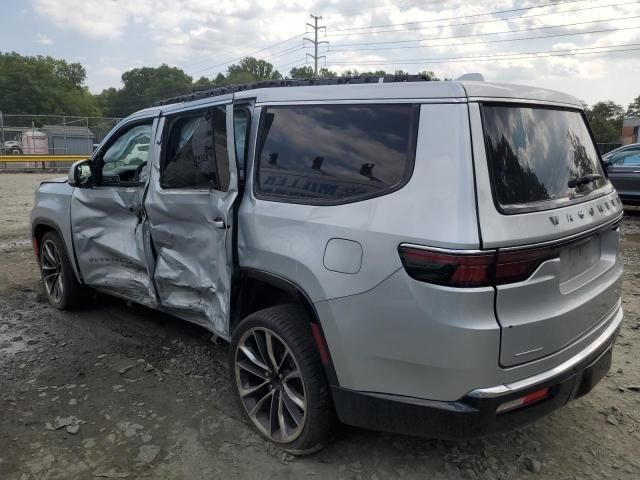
[496,387,550,414]
[399,244,561,287]
[495,246,560,285]
[398,247,494,287]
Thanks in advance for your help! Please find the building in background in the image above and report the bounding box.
[41,125,95,155]
[622,118,640,145]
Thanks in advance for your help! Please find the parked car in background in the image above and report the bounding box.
[31,78,624,453]
[603,143,640,205]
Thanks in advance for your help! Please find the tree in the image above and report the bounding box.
[289,66,314,79]
[0,51,100,115]
[230,57,281,80]
[98,64,193,117]
[627,95,640,118]
[194,76,213,89]
[419,70,439,80]
[319,67,337,78]
[585,101,624,143]
[213,57,282,85]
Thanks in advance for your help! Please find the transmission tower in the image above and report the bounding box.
[304,14,328,76]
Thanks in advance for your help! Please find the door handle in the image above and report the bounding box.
[213,218,226,229]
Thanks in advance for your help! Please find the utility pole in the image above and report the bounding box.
[304,14,328,76]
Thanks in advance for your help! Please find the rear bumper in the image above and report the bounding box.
[332,311,619,439]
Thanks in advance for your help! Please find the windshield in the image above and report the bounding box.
[482,104,608,212]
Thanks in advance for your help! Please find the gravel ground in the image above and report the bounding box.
[0,173,639,480]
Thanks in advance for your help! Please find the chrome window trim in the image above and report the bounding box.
[399,243,495,255]
[255,98,467,107]
[491,184,614,214]
[468,97,582,109]
[499,211,623,252]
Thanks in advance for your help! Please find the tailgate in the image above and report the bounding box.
[468,102,624,366]
[496,223,622,366]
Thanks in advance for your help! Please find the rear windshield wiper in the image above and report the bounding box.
[568,174,602,189]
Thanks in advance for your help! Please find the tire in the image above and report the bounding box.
[10,147,22,155]
[39,231,82,309]
[229,304,331,454]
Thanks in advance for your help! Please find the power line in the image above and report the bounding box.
[327,0,454,18]
[273,57,309,72]
[304,14,329,76]
[191,31,305,75]
[327,42,640,65]
[262,45,308,62]
[326,0,596,36]
[329,0,639,48]
[328,19,640,53]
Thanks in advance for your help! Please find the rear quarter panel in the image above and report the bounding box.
[238,102,480,302]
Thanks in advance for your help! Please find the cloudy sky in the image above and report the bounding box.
[2,0,639,106]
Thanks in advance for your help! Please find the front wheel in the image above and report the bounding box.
[39,231,82,309]
[229,305,331,454]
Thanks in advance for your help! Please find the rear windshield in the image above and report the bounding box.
[482,104,608,212]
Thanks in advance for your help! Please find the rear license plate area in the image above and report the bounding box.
[559,234,601,283]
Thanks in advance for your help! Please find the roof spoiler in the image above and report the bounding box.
[456,73,485,81]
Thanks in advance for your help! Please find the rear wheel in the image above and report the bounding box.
[39,231,82,309]
[229,305,331,454]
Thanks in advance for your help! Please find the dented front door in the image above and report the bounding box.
[144,101,238,336]
[71,117,158,306]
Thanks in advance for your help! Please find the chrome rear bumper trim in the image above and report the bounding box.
[468,304,622,398]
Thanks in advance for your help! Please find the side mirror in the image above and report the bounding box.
[68,159,93,187]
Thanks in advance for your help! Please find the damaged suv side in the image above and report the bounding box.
[31,79,624,453]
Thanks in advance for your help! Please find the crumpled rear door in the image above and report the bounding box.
[144,101,237,337]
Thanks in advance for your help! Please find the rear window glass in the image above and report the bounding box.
[256,104,418,203]
[482,104,608,211]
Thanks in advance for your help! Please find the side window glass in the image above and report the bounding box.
[234,109,250,181]
[621,150,640,166]
[161,106,230,191]
[609,152,625,165]
[99,123,152,185]
[256,104,418,203]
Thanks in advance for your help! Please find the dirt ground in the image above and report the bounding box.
[0,173,639,480]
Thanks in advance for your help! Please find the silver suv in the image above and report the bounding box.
[30,78,624,453]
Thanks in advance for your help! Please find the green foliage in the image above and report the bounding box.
[98,64,193,117]
[319,67,337,78]
[213,57,282,85]
[0,51,100,116]
[585,101,624,143]
[194,76,214,89]
[419,70,439,80]
[627,95,640,118]
[289,66,314,79]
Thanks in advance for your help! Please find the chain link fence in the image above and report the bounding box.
[0,113,122,170]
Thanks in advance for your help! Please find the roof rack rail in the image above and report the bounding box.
[153,74,435,107]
